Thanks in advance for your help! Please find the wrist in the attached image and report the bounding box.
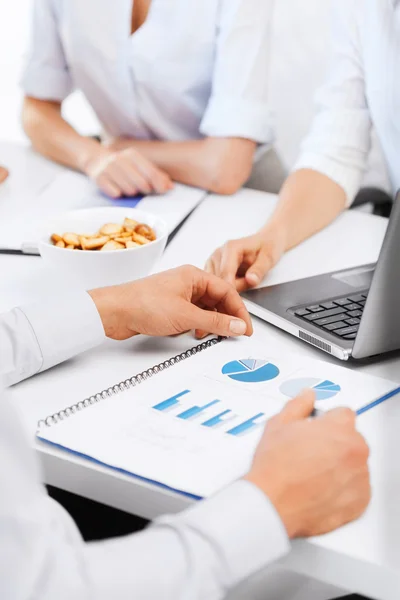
[258,218,288,253]
[78,141,110,175]
[88,288,124,339]
[105,137,135,152]
[89,286,142,341]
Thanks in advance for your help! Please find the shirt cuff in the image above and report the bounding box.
[19,291,105,374]
[200,96,275,144]
[159,480,290,587]
[293,152,363,208]
[21,64,73,102]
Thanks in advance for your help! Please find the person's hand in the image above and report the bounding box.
[89,265,253,341]
[245,391,371,539]
[83,146,173,198]
[0,165,9,185]
[206,227,286,292]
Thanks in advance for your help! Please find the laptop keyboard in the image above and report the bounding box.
[293,292,368,341]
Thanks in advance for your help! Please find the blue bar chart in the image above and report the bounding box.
[153,390,191,412]
[152,389,266,438]
[177,400,220,421]
[202,410,236,429]
[227,413,265,437]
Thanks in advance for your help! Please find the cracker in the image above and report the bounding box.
[100,240,125,251]
[99,223,124,236]
[80,236,110,250]
[132,232,151,245]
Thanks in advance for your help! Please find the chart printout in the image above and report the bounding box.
[39,338,397,497]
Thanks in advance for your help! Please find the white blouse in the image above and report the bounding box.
[295,0,400,205]
[22,0,274,144]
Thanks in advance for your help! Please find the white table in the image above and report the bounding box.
[0,142,207,252]
[2,156,400,599]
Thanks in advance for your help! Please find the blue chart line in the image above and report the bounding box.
[227,413,265,437]
[153,390,191,412]
[177,400,220,421]
[202,409,234,428]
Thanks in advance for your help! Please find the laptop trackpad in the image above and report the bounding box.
[331,266,375,289]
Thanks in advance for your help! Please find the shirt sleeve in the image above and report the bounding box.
[200,0,274,144]
[293,0,372,206]
[0,292,105,388]
[85,480,290,599]
[21,0,73,101]
[0,390,290,600]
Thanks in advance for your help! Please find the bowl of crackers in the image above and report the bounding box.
[38,207,168,289]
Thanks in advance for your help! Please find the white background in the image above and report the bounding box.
[0,0,99,144]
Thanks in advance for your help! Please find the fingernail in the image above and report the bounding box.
[229,319,247,335]
[246,273,260,286]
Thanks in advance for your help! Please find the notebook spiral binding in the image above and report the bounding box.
[37,337,222,431]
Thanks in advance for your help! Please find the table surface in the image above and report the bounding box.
[2,144,400,599]
[0,145,207,252]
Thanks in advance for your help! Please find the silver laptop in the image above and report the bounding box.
[242,192,399,361]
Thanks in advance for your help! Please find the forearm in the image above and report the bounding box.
[110,137,256,195]
[262,169,347,251]
[83,481,289,600]
[129,139,212,188]
[22,97,100,172]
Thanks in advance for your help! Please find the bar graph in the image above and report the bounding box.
[153,390,191,412]
[152,390,266,438]
[202,409,237,429]
[227,413,265,437]
[177,400,220,421]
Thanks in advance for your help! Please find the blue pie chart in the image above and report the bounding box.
[222,359,280,383]
[280,378,341,401]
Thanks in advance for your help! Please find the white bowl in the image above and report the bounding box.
[38,207,168,289]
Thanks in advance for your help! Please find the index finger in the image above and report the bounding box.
[219,243,244,286]
[195,271,253,336]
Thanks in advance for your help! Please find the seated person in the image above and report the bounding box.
[21,0,285,199]
[1,266,369,599]
[206,0,399,290]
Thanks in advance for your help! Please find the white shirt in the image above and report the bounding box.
[294,0,400,205]
[22,0,274,145]
[0,291,290,600]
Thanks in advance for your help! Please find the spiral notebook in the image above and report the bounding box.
[37,337,400,499]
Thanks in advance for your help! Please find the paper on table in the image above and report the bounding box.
[0,142,63,202]
[0,169,206,253]
[158,189,388,287]
[38,337,397,499]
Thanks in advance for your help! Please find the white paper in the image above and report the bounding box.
[38,338,398,498]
